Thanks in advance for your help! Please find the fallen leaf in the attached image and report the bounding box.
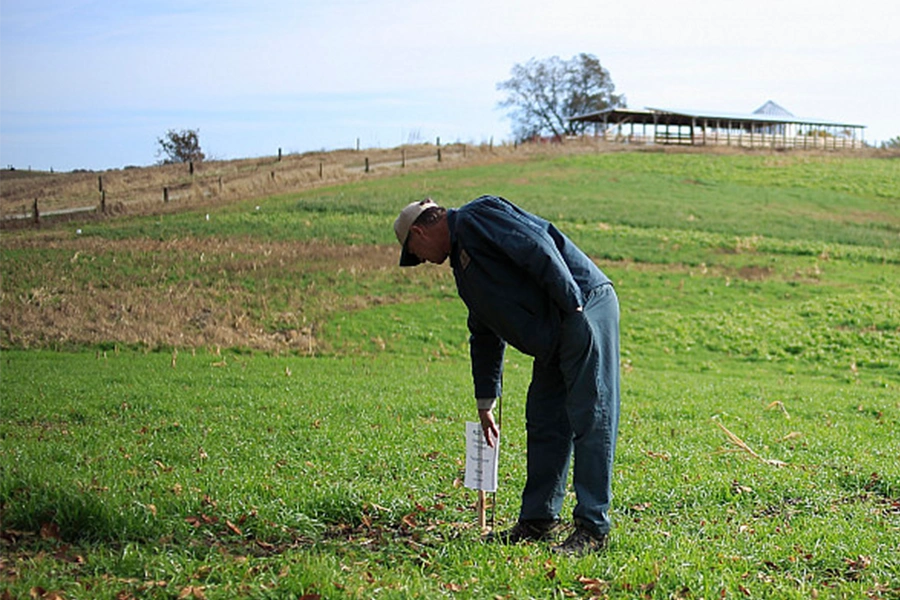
[577,576,609,594]
[845,555,871,580]
[29,590,65,600]
[39,522,60,541]
[136,581,168,591]
[401,514,417,529]
[178,586,206,599]
[225,520,243,536]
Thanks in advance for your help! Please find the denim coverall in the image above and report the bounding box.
[447,196,621,536]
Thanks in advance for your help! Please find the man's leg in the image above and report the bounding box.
[558,284,620,537]
[519,362,572,523]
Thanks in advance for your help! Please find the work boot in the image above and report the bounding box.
[551,524,609,556]
[485,519,563,544]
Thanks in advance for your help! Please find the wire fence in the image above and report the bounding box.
[1,141,501,226]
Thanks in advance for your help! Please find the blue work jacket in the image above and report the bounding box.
[447,196,611,399]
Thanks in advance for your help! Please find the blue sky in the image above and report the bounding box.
[2,0,898,171]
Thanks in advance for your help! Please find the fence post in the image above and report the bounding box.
[164,187,169,203]
[402,149,406,168]
[218,177,223,193]
[98,175,103,193]
[365,157,369,173]
[319,162,324,178]
[189,161,194,176]
[278,147,282,162]
[101,190,106,214]
[33,198,40,225]
[437,147,442,162]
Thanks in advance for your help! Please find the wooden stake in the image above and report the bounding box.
[477,490,486,529]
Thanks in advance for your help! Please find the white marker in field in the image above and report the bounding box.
[465,421,499,529]
[464,421,499,492]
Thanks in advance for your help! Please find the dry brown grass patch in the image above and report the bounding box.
[1,235,400,352]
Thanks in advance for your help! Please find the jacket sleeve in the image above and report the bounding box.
[468,311,505,400]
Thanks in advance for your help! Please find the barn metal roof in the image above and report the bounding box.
[753,100,793,117]
[571,106,865,129]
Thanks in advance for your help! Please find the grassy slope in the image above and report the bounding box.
[1,150,898,598]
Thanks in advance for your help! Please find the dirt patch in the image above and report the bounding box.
[1,236,401,352]
[735,265,774,281]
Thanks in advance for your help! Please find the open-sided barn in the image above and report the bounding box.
[570,101,866,150]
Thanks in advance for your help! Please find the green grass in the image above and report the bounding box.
[2,149,899,598]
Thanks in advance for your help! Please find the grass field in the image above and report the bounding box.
[1,149,899,598]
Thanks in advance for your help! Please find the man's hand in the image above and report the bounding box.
[478,408,499,448]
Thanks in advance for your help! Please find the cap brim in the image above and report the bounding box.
[399,241,422,267]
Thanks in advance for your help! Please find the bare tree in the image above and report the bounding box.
[156,129,205,164]
[497,53,625,142]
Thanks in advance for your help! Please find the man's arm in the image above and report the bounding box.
[468,311,505,400]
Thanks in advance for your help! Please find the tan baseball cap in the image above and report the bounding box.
[394,198,438,266]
